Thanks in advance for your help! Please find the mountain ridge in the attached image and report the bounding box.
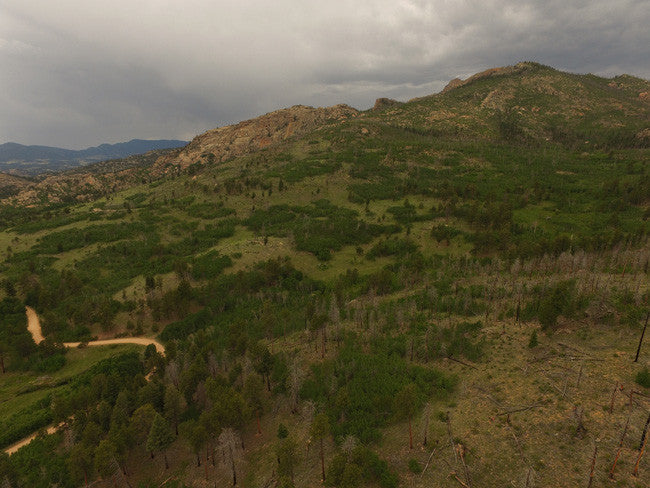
[0,139,188,176]
[1,62,648,208]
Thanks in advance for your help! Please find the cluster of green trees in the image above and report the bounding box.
[247,200,400,261]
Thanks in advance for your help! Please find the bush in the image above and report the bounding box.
[636,367,650,388]
[538,281,575,331]
[366,238,418,259]
[326,447,398,488]
[408,458,422,474]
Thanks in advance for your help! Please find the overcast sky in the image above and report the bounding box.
[1,1,648,149]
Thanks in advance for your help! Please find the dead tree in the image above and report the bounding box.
[639,412,650,453]
[609,384,619,414]
[634,311,649,362]
[586,443,597,488]
[609,416,630,479]
[218,428,242,486]
[633,429,648,477]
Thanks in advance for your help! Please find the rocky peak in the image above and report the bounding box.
[152,104,358,173]
[372,98,402,110]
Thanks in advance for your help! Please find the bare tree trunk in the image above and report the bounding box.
[586,443,597,488]
[447,414,458,466]
[639,412,650,453]
[576,362,584,388]
[609,416,630,479]
[229,445,237,485]
[634,311,649,362]
[422,408,430,447]
[458,444,472,488]
[633,431,648,477]
[320,438,325,482]
[609,384,619,414]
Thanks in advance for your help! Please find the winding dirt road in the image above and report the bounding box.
[4,425,61,456]
[4,308,165,455]
[25,306,165,354]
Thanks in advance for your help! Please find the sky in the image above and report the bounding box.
[1,0,649,149]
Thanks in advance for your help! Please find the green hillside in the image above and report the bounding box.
[0,63,649,488]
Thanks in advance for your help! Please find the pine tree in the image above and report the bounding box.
[394,383,418,449]
[164,385,186,435]
[310,413,330,482]
[146,413,175,469]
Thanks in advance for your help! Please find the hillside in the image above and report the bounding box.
[0,139,188,176]
[0,63,648,488]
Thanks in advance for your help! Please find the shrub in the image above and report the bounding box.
[326,447,398,488]
[636,367,650,388]
[408,458,422,474]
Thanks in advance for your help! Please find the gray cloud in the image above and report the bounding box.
[1,0,648,148]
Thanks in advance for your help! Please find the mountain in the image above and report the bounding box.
[152,104,358,175]
[0,139,188,175]
[0,63,649,487]
[2,62,648,207]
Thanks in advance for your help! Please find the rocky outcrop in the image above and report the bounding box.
[440,62,534,94]
[372,98,402,110]
[152,104,358,174]
[441,78,464,93]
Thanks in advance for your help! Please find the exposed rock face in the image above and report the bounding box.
[440,63,532,94]
[372,98,402,110]
[152,104,358,174]
[441,78,464,93]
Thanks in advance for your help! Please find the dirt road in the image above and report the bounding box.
[25,306,165,354]
[4,424,61,456]
[4,308,165,455]
[25,306,44,344]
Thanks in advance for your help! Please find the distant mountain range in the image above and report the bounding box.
[0,139,188,175]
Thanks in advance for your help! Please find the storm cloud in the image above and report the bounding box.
[1,0,648,148]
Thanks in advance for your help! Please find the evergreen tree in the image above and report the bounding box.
[146,413,175,469]
[67,442,94,487]
[163,385,186,436]
[243,374,266,434]
[276,436,298,483]
[310,413,330,482]
[94,439,118,486]
[393,383,418,449]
